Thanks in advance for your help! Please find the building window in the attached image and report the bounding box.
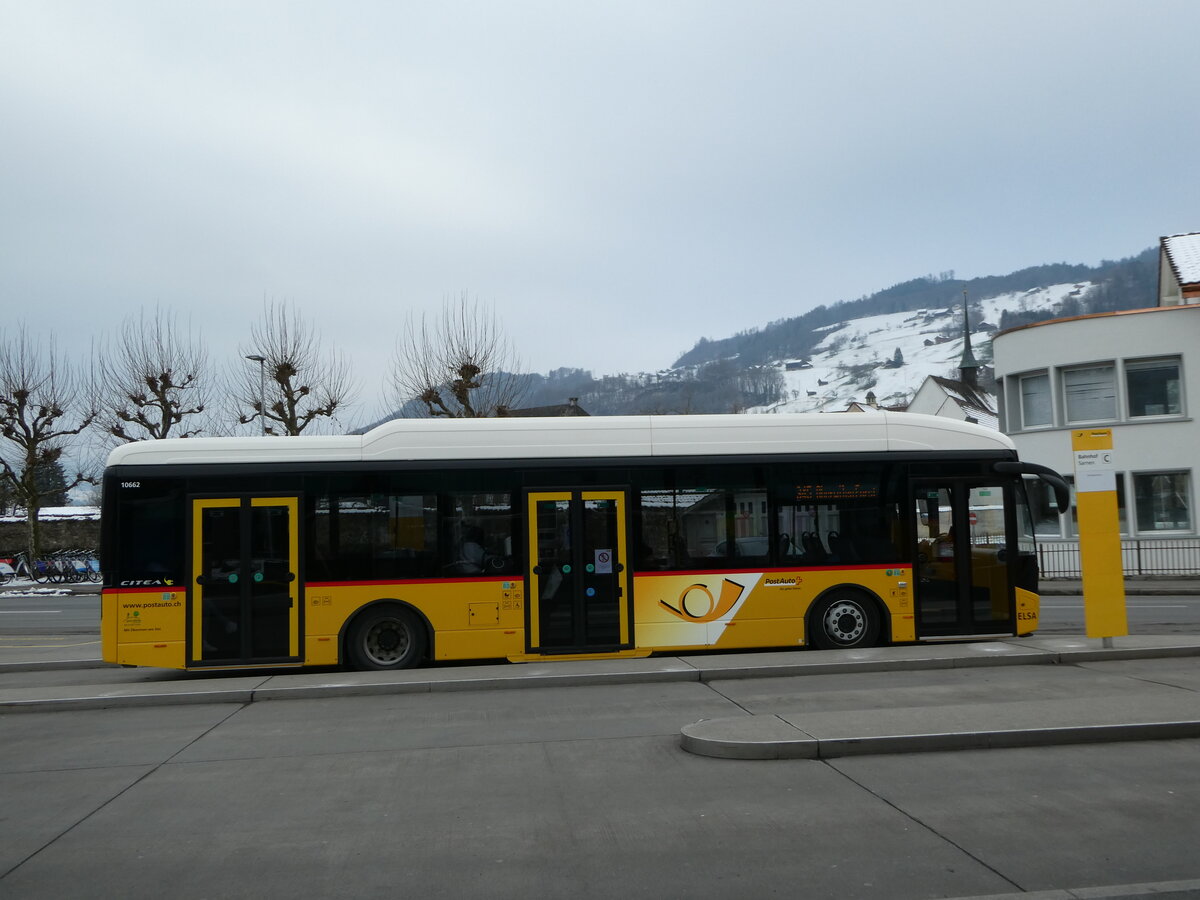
[1126,357,1182,418]
[1019,372,1052,427]
[1133,472,1192,532]
[1063,474,1128,537]
[1062,364,1116,423]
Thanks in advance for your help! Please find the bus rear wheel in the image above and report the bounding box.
[810,590,881,650]
[346,605,426,670]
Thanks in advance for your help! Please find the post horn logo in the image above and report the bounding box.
[659,578,747,623]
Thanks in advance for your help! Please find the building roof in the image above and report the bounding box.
[995,301,1198,338]
[496,398,589,417]
[1162,232,1200,287]
[927,376,999,429]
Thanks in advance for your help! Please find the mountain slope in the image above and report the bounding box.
[672,249,1156,370]
[491,247,1159,417]
[752,282,1087,414]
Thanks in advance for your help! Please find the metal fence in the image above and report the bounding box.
[1037,538,1200,578]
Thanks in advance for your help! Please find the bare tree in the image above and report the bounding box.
[237,301,356,435]
[99,307,210,443]
[0,326,97,559]
[389,294,528,418]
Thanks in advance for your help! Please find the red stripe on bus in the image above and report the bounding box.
[104,586,183,594]
[636,563,903,578]
[305,576,515,588]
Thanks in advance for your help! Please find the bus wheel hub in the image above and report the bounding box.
[826,602,864,641]
[370,623,406,658]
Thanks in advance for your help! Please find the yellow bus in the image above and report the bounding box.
[100,412,1067,671]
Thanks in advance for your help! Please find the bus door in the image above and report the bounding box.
[190,496,301,665]
[525,490,632,653]
[911,480,1014,637]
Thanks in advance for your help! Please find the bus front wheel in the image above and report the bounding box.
[346,605,426,670]
[810,590,881,650]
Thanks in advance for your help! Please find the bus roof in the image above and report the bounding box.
[104,412,1016,469]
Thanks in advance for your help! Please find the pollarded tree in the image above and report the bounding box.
[389,294,528,418]
[0,326,97,558]
[237,301,356,435]
[99,307,210,443]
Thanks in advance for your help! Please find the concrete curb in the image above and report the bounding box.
[680,716,1200,760]
[0,658,112,673]
[945,876,1200,899]
[0,687,259,713]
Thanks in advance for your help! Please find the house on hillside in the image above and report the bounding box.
[991,231,1200,575]
[904,288,999,427]
[496,397,590,417]
[907,375,997,428]
[842,395,907,413]
[1159,231,1200,306]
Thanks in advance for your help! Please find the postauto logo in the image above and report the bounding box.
[659,578,747,624]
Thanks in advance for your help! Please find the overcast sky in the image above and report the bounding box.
[3,0,1199,427]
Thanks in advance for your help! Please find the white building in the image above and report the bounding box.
[992,233,1200,573]
[907,375,998,429]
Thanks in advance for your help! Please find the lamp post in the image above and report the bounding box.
[245,355,266,435]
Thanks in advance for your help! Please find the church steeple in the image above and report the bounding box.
[959,289,979,388]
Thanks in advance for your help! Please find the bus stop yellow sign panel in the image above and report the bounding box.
[1071,429,1128,639]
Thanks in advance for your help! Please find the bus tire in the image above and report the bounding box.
[346,605,426,670]
[810,589,882,650]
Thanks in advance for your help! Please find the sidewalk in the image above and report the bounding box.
[680,635,1200,761]
[4,632,1200,767]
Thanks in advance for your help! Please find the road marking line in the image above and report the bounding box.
[0,610,63,614]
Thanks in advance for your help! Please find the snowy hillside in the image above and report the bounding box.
[749,282,1090,414]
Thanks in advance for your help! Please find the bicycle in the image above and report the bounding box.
[28,555,52,584]
[8,552,40,584]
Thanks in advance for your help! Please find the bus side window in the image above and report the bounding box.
[445,492,516,576]
[116,483,184,581]
[310,489,439,580]
[634,490,674,570]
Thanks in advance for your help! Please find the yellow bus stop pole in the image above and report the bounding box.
[1071,429,1128,646]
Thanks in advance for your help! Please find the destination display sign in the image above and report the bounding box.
[795,482,877,502]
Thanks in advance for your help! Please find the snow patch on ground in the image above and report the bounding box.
[0,586,73,597]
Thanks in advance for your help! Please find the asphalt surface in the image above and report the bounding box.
[3,581,1200,898]
[4,627,1200,761]
[2,576,1198,762]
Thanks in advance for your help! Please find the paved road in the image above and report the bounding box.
[1038,594,1200,634]
[3,664,1199,898]
[0,589,98,634]
[0,586,100,634]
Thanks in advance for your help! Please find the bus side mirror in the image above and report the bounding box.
[993,461,1069,512]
